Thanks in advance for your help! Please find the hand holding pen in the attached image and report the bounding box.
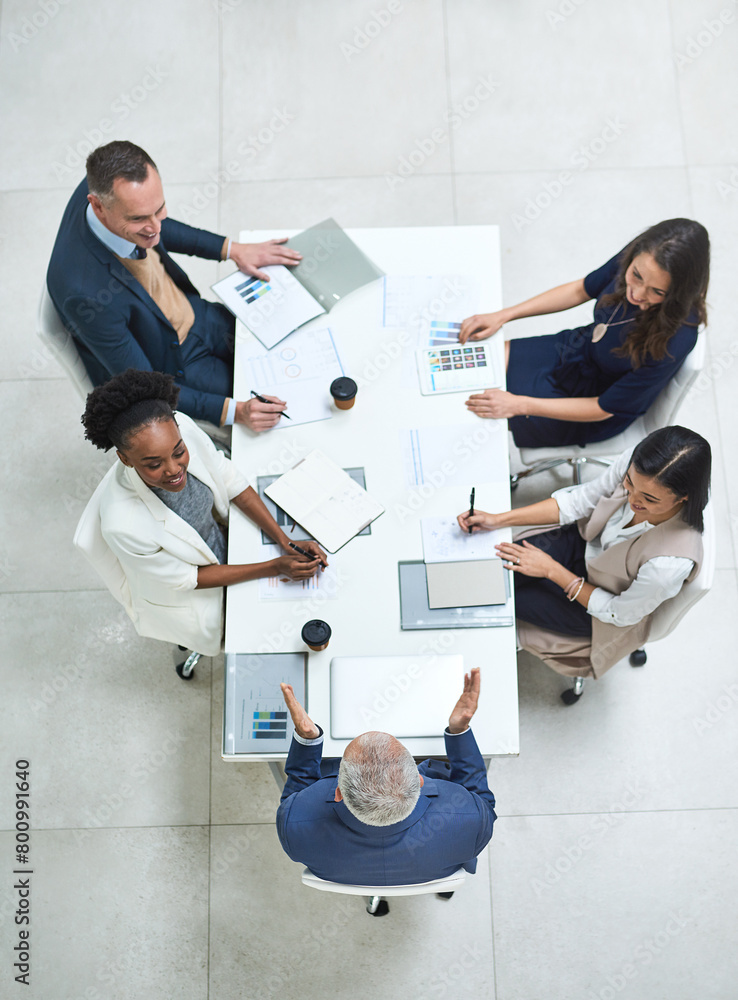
[468,487,475,534]
[250,389,291,419]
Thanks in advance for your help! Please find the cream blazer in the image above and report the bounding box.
[74,413,249,656]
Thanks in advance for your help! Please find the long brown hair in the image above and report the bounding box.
[600,219,710,368]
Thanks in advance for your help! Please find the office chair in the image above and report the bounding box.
[301,866,467,916]
[36,284,231,451]
[560,501,716,705]
[510,335,706,489]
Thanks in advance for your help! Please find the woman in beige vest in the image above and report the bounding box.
[457,426,711,679]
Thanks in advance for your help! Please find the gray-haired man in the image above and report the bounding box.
[276,668,497,885]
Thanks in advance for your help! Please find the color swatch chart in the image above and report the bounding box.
[251,709,288,740]
[415,341,502,394]
[236,276,271,304]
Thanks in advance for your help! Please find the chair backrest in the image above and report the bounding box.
[643,333,705,434]
[301,867,467,897]
[647,501,715,644]
[37,284,94,401]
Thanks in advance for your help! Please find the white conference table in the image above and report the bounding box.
[224,225,519,759]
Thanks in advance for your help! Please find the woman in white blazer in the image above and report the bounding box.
[74,370,326,658]
[457,426,711,678]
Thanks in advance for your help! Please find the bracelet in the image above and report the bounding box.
[568,578,585,603]
[564,576,582,597]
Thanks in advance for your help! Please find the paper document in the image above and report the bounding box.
[212,265,325,350]
[401,424,507,487]
[257,545,340,602]
[265,450,384,553]
[426,559,508,609]
[239,327,345,426]
[421,516,507,563]
[380,275,478,346]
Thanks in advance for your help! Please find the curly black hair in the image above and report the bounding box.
[81,369,180,451]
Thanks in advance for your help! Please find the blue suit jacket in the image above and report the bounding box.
[276,729,497,885]
[47,179,228,424]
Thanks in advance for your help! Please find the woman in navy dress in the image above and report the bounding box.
[459,219,710,448]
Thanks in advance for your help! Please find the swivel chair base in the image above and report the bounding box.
[511,454,613,490]
[560,676,584,705]
[175,651,202,680]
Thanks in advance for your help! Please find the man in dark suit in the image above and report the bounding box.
[47,140,300,430]
[276,668,497,885]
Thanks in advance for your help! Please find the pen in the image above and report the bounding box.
[289,540,326,567]
[468,487,475,534]
[250,389,291,419]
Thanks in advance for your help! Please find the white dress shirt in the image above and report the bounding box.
[551,451,694,627]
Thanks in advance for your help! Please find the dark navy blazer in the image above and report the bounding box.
[276,728,497,885]
[47,179,228,424]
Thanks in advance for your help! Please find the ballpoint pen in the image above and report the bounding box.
[289,540,326,567]
[468,487,475,534]
[250,389,291,418]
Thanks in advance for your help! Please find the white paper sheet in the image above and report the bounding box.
[238,327,345,426]
[421,515,507,563]
[257,545,341,602]
[400,424,508,487]
[212,264,325,349]
[379,274,478,346]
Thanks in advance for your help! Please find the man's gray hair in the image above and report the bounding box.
[337,732,421,827]
[86,140,157,204]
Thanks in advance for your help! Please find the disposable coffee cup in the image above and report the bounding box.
[301,619,332,651]
[330,377,358,410]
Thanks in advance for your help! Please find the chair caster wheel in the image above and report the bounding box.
[367,899,389,916]
[175,660,195,680]
[436,891,455,900]
[629,649,647,667]
[560,688,582,705]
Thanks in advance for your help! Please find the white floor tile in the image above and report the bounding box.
[490,809,738,1000]
[221,0,449,181]
[0,0,220,191]
[0,591,212,829]
[209,825,495,1000]
[447,0,685,173]
[0,827,209,1000]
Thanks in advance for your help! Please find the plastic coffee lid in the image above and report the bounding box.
[330,377,357,400]
[301,619,332,645]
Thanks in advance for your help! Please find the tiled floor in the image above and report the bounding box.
[1,2,737,998]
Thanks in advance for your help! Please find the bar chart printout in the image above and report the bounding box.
[223,652,306,756]
[236,276,270,304]
[252,708,287,740]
